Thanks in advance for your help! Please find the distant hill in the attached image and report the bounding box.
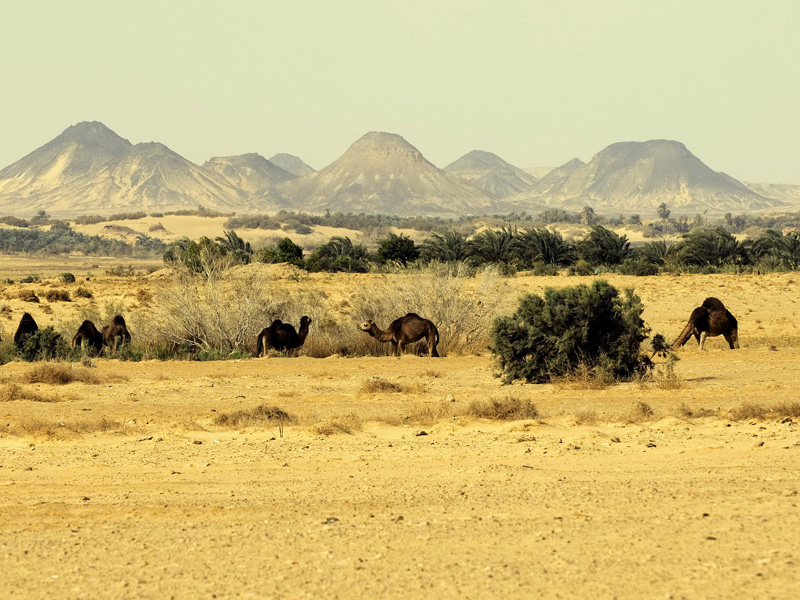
[268,153,315,177]
[204,153,296,194]
[743,182,800,208]
[277,132,495,216]
[444,150,538,198]
[525,166,556,179]
[513,141,782,214]
[0,122,251,215]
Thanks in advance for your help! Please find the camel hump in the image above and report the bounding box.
[404,312,421,318]
[702,297,726,311]
[112,314,126,325]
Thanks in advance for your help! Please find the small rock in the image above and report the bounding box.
[193,440,202,445]
[323,517,340,525]
[754,441,765,448]
[445,394,455,403]
[392,515,404,523]
[414,430,428,437]
[645,442,657,448]
[81,497,90,502]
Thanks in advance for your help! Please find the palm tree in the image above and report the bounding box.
[581,206,596,226]
[657,203,670,222]
[465,225,517,265]
[510,228,575,267]
[579,225,630,266]
[674,227,742,266]
[419,230,467,262]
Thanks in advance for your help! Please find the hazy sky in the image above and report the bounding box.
[2,1,798,182]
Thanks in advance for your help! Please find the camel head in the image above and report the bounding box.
[358,320,375,332]
[299,316,313,329]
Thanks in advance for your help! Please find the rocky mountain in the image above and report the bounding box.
[268,153,315,177]
[514,141,781,214]
[277,132,495,216]
[525,166,556,179]
[0,122,252,215]
[444,150,538,198]
[743,182,800,208]
[204,153,296,194]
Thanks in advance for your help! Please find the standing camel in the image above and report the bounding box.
[72,320,104,354]
[102,315,132,352]
[14,313,38,348]
[672,297,739,350]
[256,316,312,357]
[358,313,439,357]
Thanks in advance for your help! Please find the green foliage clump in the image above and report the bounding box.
[19,273,41,284]
[578,225,631,266]
[256,238,305,267]
[376,233,419,266]
[305,236,370,273]
[418,230,467,262]
[19,327,70,362]
[617,257,659,276]
[490,280,651,384]
[60,272,76,283]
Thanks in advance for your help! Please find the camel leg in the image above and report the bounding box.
[429,332,439,357]
[699,331,708,351]
[390,341,399,357]
[397,341,405,357]
[724,334,737,350]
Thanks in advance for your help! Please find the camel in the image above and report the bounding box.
[102,315,131,352]
[672,297,739,350]
[13,313,38,348]
[72,320,104,354]
[256,316,312,357]
[358,313,440,357]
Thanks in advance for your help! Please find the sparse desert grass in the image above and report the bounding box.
[17,289,39,303]
[74,286,93,299]
[553,364,615,390]
[625,401,656,423]
[360,377,408,394]
[311,412,363,436]
[729,401,800,421]
[12,416,128,439]
[0,304,11,319]
[136,288,153,306]
[0,383,62,403]
[42,289,71,302]
[213,404,293,428]
[466,395,539,421]
[25,362,101,385]
[675,404,720,419]
[574,409,599,425]
[423,370,442,378]
[398,400,457,426]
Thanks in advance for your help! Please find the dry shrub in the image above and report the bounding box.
[135,288,153,306]
[466,395,539,421]
[676,404,719,419]
[398,400,457,425]
[554,364,615,390]
[311,412,363,436]
[0,305,11,319]
[625,401,655,423]
[348,263,502,356]
[18,290,39,303]
[43,289,71,302]
[730,402,800,421]
[0,383,61,403]
[133,267,288,354]
[360,378,407,394]
[75,287,93,299]
[14,416,125,439]
[574,408,599,425]
[25,362,100,385]
[213,404,293,428]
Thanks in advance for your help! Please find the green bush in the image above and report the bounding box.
[19,327,70,362]
[60,272,76,283]
[617,258,659,276]
[19,273,41,284]
[376,233,419,266]
[567,259,593,276]
[490,280,651,384]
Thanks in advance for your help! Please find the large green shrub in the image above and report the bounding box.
[490,280,651,384]
[376,233,419,266]
[19,327,71,362]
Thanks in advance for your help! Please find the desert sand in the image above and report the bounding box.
[1,266,799,598]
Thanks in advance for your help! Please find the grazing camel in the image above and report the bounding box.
[72,320,104,354]
[14,313,38,348]
[358,313,440,357]
[672,297,739,350]
[256,316,312,357]
[102,315,131,352]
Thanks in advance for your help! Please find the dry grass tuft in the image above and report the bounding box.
[74,286,93,299]
[625,401,656,423]
[466,395,539,421]
[311,412,363,436]
[14,416,126,439]
[675,404,719,419]
[360,378,408,394]
[574,409,599,425]
[400,401,456,425]
[729,401,800,422]
[0,305,11,319]
[43,289,71,302]
[0,383,62,403]
[25,362,101,385]
[213,404,293,428]
[18,289,39,303]
[554,364,615,390]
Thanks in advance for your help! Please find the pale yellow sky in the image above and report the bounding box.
[1,0,798,183]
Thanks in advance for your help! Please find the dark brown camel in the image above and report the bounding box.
[358,313,440,357]
[256,316,312,357]
[72,320,104,354]
[14,313,38,348]
[102,315,131,352]
[672,297,739,350]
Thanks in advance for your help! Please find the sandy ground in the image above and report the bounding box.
[1,267,799,598]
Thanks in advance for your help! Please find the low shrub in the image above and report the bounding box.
[17,290,39,303]
[75,287,93,299]
[466,396,539,420]
[18,327,69,362]
[25,362,100,385]
[43,289,71,302]
[60,272,76,283]
[213,404,293,428]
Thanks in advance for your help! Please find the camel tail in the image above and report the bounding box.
[256,335,264,357]
[671,320,694,348]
